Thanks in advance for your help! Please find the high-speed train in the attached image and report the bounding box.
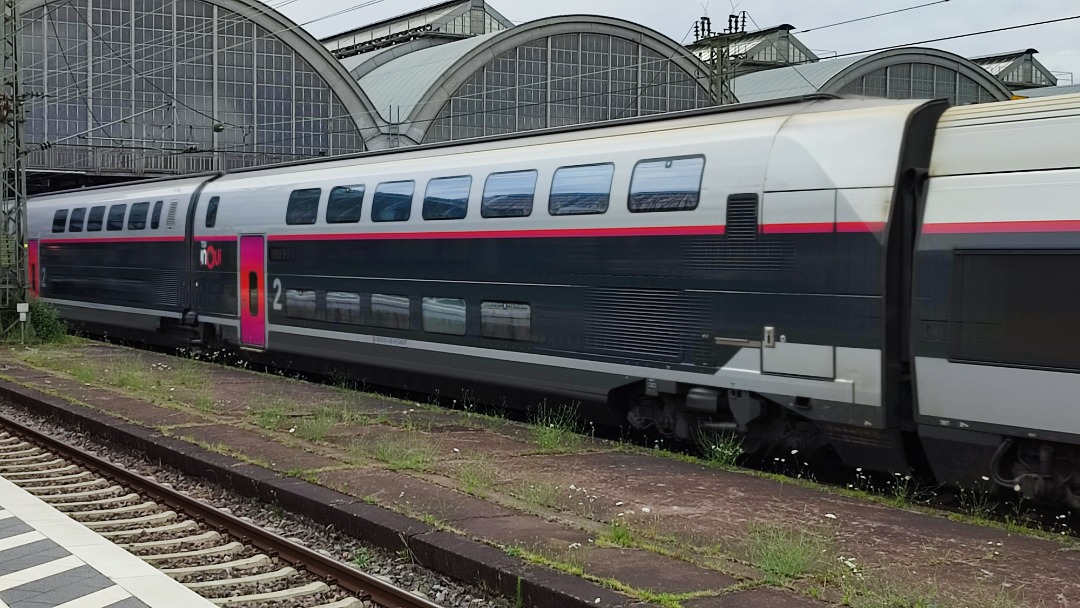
[27,93,1080,507]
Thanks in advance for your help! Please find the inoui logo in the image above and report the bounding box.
[199,241,223,270]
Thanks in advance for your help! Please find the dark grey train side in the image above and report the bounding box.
[28,94,1080,507]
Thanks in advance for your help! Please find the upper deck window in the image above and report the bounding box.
[549,163,614,216]
[326,186,365,224]
[106,204,127,231]
[482,170,536,218]
[150,201,164,229]
[372,181,414,222]
[423,176,472,220]
[628,156,705,212]
[68,208,85,233]
[286,189,320,225]
[128,202,150,230]
[205,197,220,228]
[52,210,68,233]
[87,206,106,232]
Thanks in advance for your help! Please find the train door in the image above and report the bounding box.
[27,240,39,297]
[238,235,266,349]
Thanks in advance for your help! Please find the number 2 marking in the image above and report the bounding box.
[272,278,283,311]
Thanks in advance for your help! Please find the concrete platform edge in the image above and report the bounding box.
[0,377,638,608]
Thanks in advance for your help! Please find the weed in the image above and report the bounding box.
[252,397,290,430]
[350,547,375,569]
[958,485,997,519]
[696,430,743,468]
[601,520,635,548]
[28,299,67,344]
[745,522,831,584]
[191,394,221,413]
[355,433,441,472]
[454,462,498,497]
[509,479,562,509]
[109,358,152,391]
[529,402,584,454]
[67,361,97,384]
[170,359,209,390]
[295,412,336,442]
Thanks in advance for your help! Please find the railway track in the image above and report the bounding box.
[0,412,443,608]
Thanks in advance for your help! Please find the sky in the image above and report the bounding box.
[269,0,1080,86]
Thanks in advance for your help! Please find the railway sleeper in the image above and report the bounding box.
[65,501,158,519]
[160,554,272,575]
[140,540,244,563]
[119,530,221,550]
[13,471,95,485]
[183,566,297,590]
[51,492,142,510]
[0,464,79,477]
[82,509,177,529]
[209,580,329,607]
[99,519,198,539]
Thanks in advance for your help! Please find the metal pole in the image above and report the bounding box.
[0,0,28,333]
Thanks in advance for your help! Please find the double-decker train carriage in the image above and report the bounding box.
[27,93,1080,507]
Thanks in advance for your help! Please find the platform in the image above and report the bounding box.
[0,474,215,608]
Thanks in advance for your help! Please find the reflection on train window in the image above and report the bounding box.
[371,294,410,329]
[52,210,68,233]
[68,208,86,233]
[423,176,472,220]
[326,291,361,324]
[628,156,705,212]
[549,163,614,216]
[128,202,150,230]
[423,297,466,336]
[326,186,365,224]
[86,206,106,232]
[286,189,320,225]
[205,196,220,228]
[106,204,127,231]
[150,201,164,229]
[482,170,536,218]
[372,181,415,222]
[481,302,531,341]
[286,289,318,320]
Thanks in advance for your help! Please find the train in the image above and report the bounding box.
[27,93,1080,507]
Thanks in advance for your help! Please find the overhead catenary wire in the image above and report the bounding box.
[796,0,951,34]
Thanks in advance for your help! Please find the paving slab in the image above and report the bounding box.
[177,424,340,470]
[684,588,828,607]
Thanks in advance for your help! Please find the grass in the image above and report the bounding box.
[295,414,335,442]
[349,546,375,570]
[697,430,743,468]
[191,393,221,413]
[453,461,498,497]
[601,520,635,547]
[251,396,291,430]
[529,402,585,454]
[508,479,562,509]
[745,522,831,584]
[108,357,154,391]
[353,432,441,472]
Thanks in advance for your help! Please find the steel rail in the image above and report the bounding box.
[0,412,442,608]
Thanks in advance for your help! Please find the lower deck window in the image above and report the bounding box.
[422,297,466,336]
[372,294,410,329]
[481,302,531,341]
[286,289,317,320]
[326,291,361,324]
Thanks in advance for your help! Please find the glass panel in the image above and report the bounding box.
[128,202,150,230]
[87,206,106,232]
[52,210,68,233]
[286,288,317,320]
[205,196,220,228]
[286,189,320,225]
[549,163,614,216]
[372,181,414,222]
[150,201,163,229]
[106,204,127,231]
[371,294,409,329]
[68,208,85,232]
[326,291,361,324]
[423,297,466,335]
[423,175,472,220]
[248,272,259,316]
[481,302,531,341]
[326,185,365,224]
[482,170,536,218]
[628,156,705,212]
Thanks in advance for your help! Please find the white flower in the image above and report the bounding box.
[288,427,296,433]
[452,448,460,453]
[595,599,601,604]
[615,501,623,506]
[824,513,837,520]
[981,476,990,481]
[791,449,799,455]
[568,542,581,549]
[641,507,651,514]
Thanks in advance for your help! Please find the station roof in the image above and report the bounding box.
[969,48,1057,89]
[1015,83,1080,98]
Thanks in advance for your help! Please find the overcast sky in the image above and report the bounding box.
[270,0,1080,86]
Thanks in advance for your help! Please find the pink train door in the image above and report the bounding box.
[27,240,39,297]
[239,235,266,349]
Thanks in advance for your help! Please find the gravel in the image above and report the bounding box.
[0,402,512,608]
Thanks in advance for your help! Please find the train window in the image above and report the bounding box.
[128,202,150,230]
[326,291,361,324]
[68,208,85,233]
[628,156,705,212]
[150,201,164,229]
[51,210,68,233]
[205,196,220,228]
[726,193,759,240]
[326,186,365,224]
[106,204,127,231]
[423,297,466,336]
[481,302,531,341]
[248,273,259,316]
[286,189,320,225]
[482,170,536,218]
[87,206,106,232]
[549,163,614,216]
[423,176,472,220]
[285,289,318,320]
[371,294,410,329]
[372,181,414,222]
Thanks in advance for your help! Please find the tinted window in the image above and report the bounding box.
[481,302,531,341]
[106,204,127,231]
[482,170,536,218]
[87,206,106,232]
[372,181,414,222]
[371,294,410,329]
[205,196,220,228]
[286,189,320,225]
[68,208,85,233]
[150,201,163,229]
[423,176,471,220]
[326,186,365,224]
[628,156,705,212]
[326,291,361,324]
[286,289,318,320]
[52,210,68,233]
[726,193,759,240]
[128,202,150,230]
[423,298,466,335]
[549,163,614,216]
